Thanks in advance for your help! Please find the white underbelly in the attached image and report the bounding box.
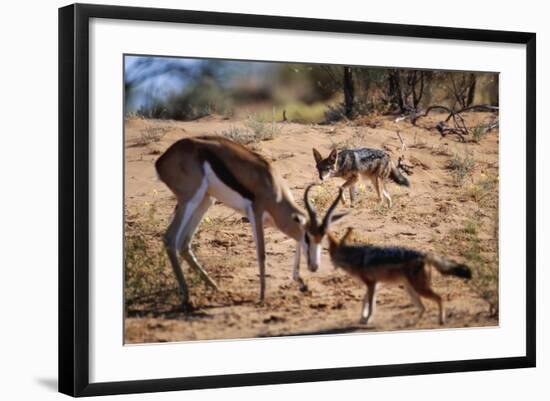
[203,162,251,214]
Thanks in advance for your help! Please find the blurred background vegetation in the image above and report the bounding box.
[125,55,499,124]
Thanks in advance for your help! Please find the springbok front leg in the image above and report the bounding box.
[248,205,267,303]
[179,196,219,291]
[292,240,308,292]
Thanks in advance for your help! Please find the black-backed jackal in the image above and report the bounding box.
[323,189,472,326]
[312,147,409,207]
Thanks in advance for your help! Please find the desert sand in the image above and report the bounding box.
[124,112,499,343]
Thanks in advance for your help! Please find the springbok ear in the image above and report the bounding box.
[292,213,307,225]
[312,148,323,164]
[329,212,349,224]
[328,148,338,164]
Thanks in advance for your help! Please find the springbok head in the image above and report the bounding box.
[299,184,347,272]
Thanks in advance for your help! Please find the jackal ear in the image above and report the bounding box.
[340,227,354,244]
[292,213,307,226]
[328,148,338,164]
[312,148,323,164]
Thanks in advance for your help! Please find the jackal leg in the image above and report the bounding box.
[370,176,382,204]
[404,281,426,324]
[381,180,392,208]
[179,196,219,291]
[349,184,357,205]
[417,287,445,325]
[359,281,377,325]
[341,174,359,206]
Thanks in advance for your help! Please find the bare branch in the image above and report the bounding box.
[396,131,407,152]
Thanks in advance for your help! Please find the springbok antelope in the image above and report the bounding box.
[324,189,472,325]
[155,136,346,310]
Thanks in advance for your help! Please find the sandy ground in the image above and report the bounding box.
[124,112,499,344]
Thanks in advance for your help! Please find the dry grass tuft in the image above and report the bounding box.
[447,150,475,185]
[244,114,281,142]
[447,220,499,316]
[463,174,498,205]
[330,128,368,151]
[218,115,282,146]
[124,204,176,305]
[134,126,168,147]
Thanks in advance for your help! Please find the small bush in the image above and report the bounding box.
[134,126,168,147]
[331,128,368,151]
[219,116,281,145]
[245,115,281,142]
[324,103,347,123]
[471,126,486,143]
[449,220,499,316]
[218,126,255,145]
[280,102,329,124]
[464,174,498,204]
[125,205,176,305]
[323,99,374,123]
[135,81,235,121]
[447,150,475,185]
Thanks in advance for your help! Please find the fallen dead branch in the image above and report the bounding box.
[396,104,499,142]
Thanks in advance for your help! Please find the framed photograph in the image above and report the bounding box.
[59,3,536,397]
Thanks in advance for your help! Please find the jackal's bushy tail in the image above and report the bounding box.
[426,254,472,279]
[389,165,410,187]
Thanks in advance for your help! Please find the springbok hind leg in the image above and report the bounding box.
[163,181,210,308]
[164,204,192,308]
[179,196,219,291]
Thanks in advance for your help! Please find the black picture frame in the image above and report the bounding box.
[58,3,536,397]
